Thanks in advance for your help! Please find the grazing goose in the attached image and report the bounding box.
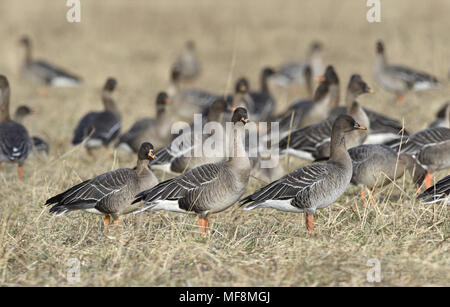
[134,108,251,237]
[14,105,50,155]
[241,115,366,235]
[168,68,218,122]
[275,65,339,138]
[116,92,171,152]
[45,142,158,230]
[417,175,450,204]
[270,41,324,89]
[279,74,372,161]
[19,36,81,91]
[0,76,32,180]
[172,40,201,83]
[386,114,450,188]
[374,41,440,105]
[348,144,426,197]
[150,98,229,173]
[429,102,450,128]
[72,78,121,157]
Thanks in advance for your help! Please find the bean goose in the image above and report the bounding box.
[72,78,121,157]
[429,102,450,128]
[274,65,339,138]
[374,41,440,105]
[172,41,201,83]
[116,92,171,152]
[19,36,81,92]
[14,106,50,155]
[168,68,218,122]
[279,74,372,161]
[241,115,366,235]
[348,144,426,197]
[150,98,229,173]
[0,76,32,180]
[133,108,251,237]
[45,142,158,230]
[417,175,450,204]
[385,115,450,188]
[246,67,278,122]
[270,41,324,90]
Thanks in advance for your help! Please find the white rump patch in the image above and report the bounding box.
[244,199,303,213]
[50,77,80,88]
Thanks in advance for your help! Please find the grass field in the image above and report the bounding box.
[0,0,448,286]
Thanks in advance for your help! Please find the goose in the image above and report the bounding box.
[172,40,201,83]
[241,115,366,235]
[270,41,324,89]
[133,108,251,237]
[19,36,81,92]
[279,74,372,161]
[14,105,50,155]
[116,92,171,152]
[72,78,121,157]
[150,98,229,173]
[246,67,278,122]
[168,68,218,122]
[0,76,32,180]
[429,102,450,128]
[417,175,450,204]
[374,41,440,105]
[348,144,426,197]
[275,65,339,138]
[45,142,158,230]
[385,115,450,188]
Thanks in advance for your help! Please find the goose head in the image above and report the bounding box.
[376,41,385,55]
[333,114,367,133]
[235,78,249,94]
[103,78,117,93]
[138,142,156,161]
[347,74,373,96]
[231,107,249,125]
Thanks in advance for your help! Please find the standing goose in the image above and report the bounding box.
[116,92,171,152]
[45,143,158,230]
[348,144,426,197]
[417,175,450,204]
[241,115,366,235]
[134,108,251,237]
[279,74,372,161]
[172,40,201,83]
[72,78,121,157]
[374,41,440,105]
[0,76,32,180]
[14,105,50,155]
[168,68,218,122]
[150,98,229,173]
[270,41,324,89]
[386,114,450,188]
[275,65,339,138]
[19,36,81,92]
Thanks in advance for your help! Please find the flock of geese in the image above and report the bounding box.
[0,36,448,236]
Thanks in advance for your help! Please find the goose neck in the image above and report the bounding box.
[0,87,11,122]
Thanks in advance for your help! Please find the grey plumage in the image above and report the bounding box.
[417,175,450,204]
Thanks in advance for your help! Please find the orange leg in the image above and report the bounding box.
[17,166,23,180]
[105,147,112,160]
[104,215,110,231]
[113,219,119,230]
[424,173,433,189]
[40,87,49,97]
[305,214,314,235]
[199,217,209,237]
[87,148,95,158]
[396,94,407,106]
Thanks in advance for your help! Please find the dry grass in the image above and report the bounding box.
[0,0,449,286]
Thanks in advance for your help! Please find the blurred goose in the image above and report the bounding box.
[150,98,229,173]
[270,41,324,90]
[45,142,158,230]
[275,65,339,138]
[14,106,50,155]
[417,175,450,204]
[172,40,201,83]
[72,78,121,156]
[168,68,218,122]
[349,144,426,197]
[134,108,251,237]
[19,36,81,91]
[386,115,450,188]
[246,67,278,122]
[241,115,366,235]
[374,41,440,105]
[116,92,171,152]
[0,76,32,180]
[429,102,450,128]
[279,74,372,160]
